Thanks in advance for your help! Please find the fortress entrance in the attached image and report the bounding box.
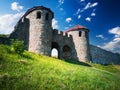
[51,42,60,58]
[62,45,72,60]
[51,48,58,58]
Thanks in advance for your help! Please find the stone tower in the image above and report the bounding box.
[66,25,91,62]
[26,6,54,55]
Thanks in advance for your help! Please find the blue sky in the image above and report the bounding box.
[0,0,120,53]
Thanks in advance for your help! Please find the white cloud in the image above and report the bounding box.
[91,13,96,16]
[58,0,64,5]
[96,35,105,39]
[91,2,98,7]
[102,38,120,53]
[76,8,81,15]
[78,15,81,19]
[11,2,23,11]
[109,26,120,37]
[0,12,25,34]
[80,0,85,2]
[101,26,120,53]
[85,17,91,21]
[74,2,98,16]
[52,18,59,29]
[65,17,72,23]
[84,2,98,10]
[84,2,91,10]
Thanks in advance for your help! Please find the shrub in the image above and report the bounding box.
[0,45,10,60]
[10,39,25,55]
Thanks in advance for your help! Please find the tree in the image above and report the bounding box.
[10,39,25,54]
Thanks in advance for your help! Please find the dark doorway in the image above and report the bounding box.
[51,42,60,58]
[62,45,72,60]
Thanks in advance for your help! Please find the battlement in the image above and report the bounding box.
[53,29,72,38]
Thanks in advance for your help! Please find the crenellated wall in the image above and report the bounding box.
[52,29,72,40]
[52,29,78,60]
[90,45,120,65]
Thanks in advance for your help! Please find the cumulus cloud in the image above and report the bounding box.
[74,2,98,18]
[0,12,24,34]
[76,8,81,15]
[84,2,91,10]
[58,0,64,5]
[109,26,120,37]
[52,18,59,29]
[102,38,120,53]
[101,26,120,53]
[91,2,98,7]
[80,0,85,2]
[96,35,105,39]
[78,15,81,19]
[85,17,91,22]
[57,0,64,10]
[11,2,23,11]
[91,13,96,16]
[84,2,98,10]
[65,17,72,23]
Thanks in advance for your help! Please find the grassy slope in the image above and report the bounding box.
[0,51,120,90]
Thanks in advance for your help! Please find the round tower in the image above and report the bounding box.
[23,6,54,55]
[66,25,91,62]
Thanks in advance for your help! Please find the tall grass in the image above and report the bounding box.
[0,44,120,90]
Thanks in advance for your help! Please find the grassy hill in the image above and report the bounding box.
[0,45,120,90]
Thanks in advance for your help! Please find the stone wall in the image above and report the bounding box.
[52,29,78,60]
[9,17,30,50]
[90,45,120,64]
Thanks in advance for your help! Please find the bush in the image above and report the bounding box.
[0,45,10,60]
[10,39,25,55]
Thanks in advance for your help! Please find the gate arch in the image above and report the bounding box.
[51,42,60,58]
[62,45,72,60]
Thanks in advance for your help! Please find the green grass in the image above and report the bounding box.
[0,45,120,90]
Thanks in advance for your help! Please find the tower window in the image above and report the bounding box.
[36,11,41,19]
[79,31,82,37]
[85,31,87,37]
[46,13,49,20]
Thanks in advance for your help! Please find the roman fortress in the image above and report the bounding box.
[0,6,120,64]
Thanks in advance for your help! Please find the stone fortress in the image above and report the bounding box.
[0,6,120,64]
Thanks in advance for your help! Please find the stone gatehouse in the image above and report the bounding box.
[2,6,120,64]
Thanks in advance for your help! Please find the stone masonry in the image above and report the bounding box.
[1,6,119,64]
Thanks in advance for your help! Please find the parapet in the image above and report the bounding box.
[53,29,72,39]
